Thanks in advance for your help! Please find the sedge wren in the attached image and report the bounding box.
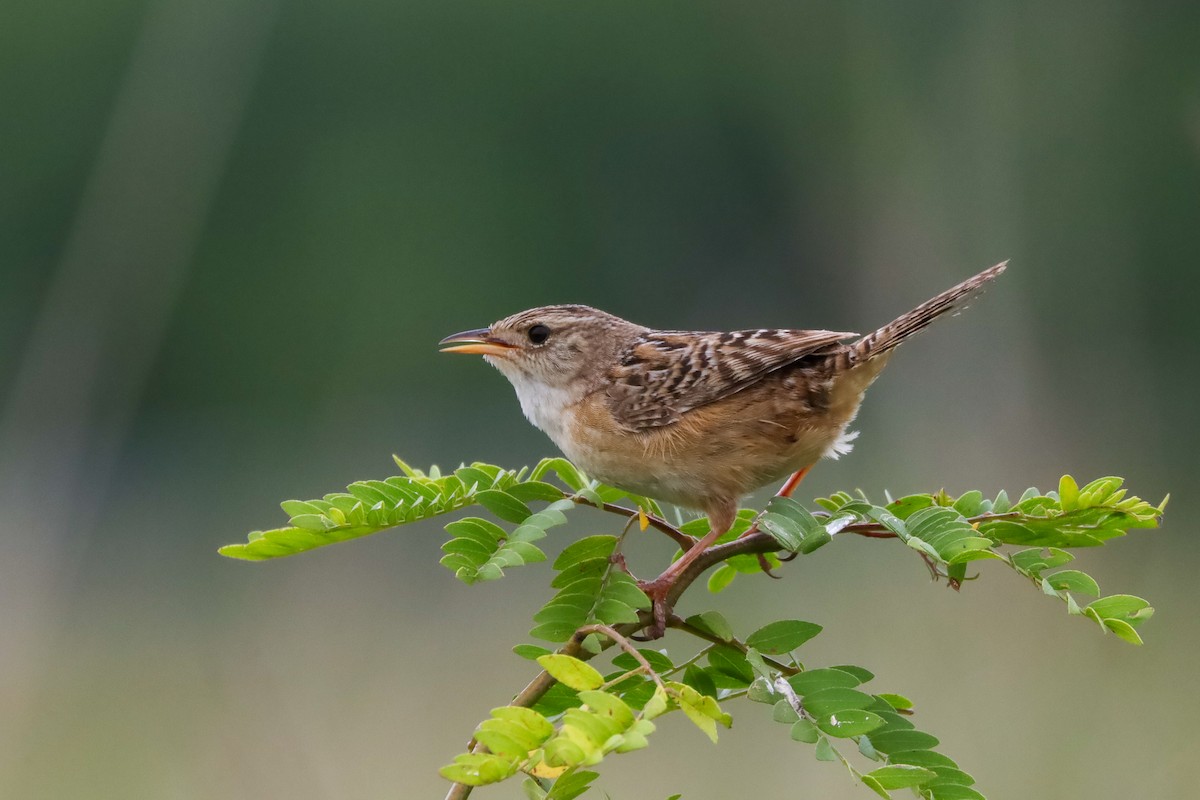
[441,262,1006,619]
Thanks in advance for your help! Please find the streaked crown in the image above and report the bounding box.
[441,305,647,390]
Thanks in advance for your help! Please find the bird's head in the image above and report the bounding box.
[440,304,645,392]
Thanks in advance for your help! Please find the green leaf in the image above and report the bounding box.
[507,480,567,503]
[1044,569,1100,596]
[611,648,674,674]
[513,644,552,661]
[685,611,734,642]
[1098,617,1143,645]
[490,706,555,741]
[743,648,775,683]
[707,645,754,685]
[772,699,800,724]
[1058,474,1080,510]
[788,668,863,695]
[816,709,886,738]
[800,687,875,717]
[577,690,635,730]
[857,734,880,761]
[474,728,534,760]
[747,677,776,704]
[813,736,837,762]
[830,664,875,683]
[760,496,832,552]
[871,710,915,732]
[707,563,738,593]
[746,620,823,654]
[222,460,550,560]
[642,685,670,720]
[532,683,583,717]
[279,499,324,517]
[538,655,605,691]
[886,494,934,519]
[925,785,985,799]
[926,766,976,787]
[905,506,987,564]
[888,750,959,769]
[219,525,367,560]
[593,599,639,625]
[530,621,584,644]
[952,490,985,517]
[790,718,819,743]
[682,664,718,699]
[603,575,651,608]
[523,778,548,800]
[476,489,533,523]
[1085,593,1153,623]
[555,536,617,569]
[876,693,914,711]
[531,458,588,492]
[1009,547,1074,576]
[860,776,891,799]
[551,563,606,590]
[1084,594,1154,643]
[863,764,937,790]
[439,753,519,786]
[545,769,599,800]
[869,729,940,754]
[669,682,732,743]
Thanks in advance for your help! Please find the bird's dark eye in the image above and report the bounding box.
[527,324,551,345]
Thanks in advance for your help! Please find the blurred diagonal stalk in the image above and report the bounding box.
[0,0,280,766]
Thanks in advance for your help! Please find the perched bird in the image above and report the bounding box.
[440,262,1006,620]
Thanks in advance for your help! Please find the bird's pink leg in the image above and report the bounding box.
[775,465,811,499]
[635,464,813,637]
[636,499,736,639]
[636,526,726,639]
[738,465,812,544]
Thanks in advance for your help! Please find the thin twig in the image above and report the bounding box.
[835,510,1023,538]
[600,667,646,691]
[577,623,667,691]
[571,494,695,550]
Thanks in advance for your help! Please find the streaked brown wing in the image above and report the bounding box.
[605,328,856,431]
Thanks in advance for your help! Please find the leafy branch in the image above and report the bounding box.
[221,459,1165,798]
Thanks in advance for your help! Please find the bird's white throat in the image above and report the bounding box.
[485,357,580,446]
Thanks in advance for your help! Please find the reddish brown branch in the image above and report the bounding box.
[571,495,695,550]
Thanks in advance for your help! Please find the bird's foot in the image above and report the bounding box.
[633,524,729,640]
[917,551,963,589]
[756,552,783,578]
[633,576,674,641]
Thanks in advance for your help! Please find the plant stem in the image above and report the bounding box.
[577,623,667,691]
[571,494,695,550]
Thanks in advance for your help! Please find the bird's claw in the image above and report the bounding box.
[634,577,672,640]
[756,552,783,578]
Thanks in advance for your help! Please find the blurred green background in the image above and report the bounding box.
[2,1,1197,797]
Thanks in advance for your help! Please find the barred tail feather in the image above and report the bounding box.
[852,261,1007,363]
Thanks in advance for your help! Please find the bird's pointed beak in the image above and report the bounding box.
[438,328,517,356]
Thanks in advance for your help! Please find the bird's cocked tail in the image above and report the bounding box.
[851,261,1007,364]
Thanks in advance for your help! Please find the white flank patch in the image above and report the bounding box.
[825,428,859,459]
